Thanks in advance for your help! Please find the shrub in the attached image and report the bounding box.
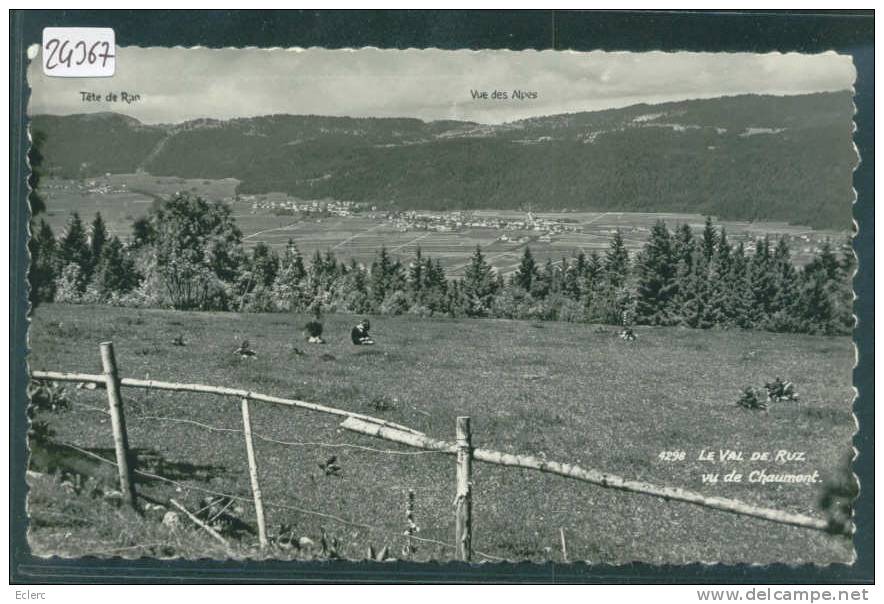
[243,286,275,313]
[379,290,409,316]
[407,303,433,318]
[27,380,70,446]
[819,454,858,535]
[558,298,588,323]
[28,380,70,415]
[53,263,86,303]
[491,288,534,320]
[366,395,397,412]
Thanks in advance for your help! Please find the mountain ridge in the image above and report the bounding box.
[31,91,856,229]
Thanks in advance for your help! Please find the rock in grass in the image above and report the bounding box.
[162,511,180,528]
[298,536,315,549]
[522,373,545,381]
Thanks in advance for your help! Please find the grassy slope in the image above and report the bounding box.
[27,304,855,563]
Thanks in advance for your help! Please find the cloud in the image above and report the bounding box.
[27,47,856,125]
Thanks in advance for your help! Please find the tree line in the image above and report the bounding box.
[28,192,854,336]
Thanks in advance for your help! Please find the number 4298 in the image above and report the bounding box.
[658,450,686,462]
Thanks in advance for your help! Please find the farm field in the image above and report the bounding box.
[39,175,847,277]
[39,174,240,240]
[27,303,855,563]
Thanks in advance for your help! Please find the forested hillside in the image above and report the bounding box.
[30,91,856,229]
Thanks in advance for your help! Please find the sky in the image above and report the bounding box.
[27,46,856,125]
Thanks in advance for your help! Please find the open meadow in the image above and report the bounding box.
[27,303,855,563]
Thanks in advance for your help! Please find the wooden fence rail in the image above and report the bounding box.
[340,417,844,536]
[30,342,849,563]
[30,369,423,435]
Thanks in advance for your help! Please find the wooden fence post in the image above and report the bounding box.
[240,397,268,549]
[99,342,137,509]
[455,416,473,562]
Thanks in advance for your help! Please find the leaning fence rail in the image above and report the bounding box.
[340,418,839,535]
[29,341,850,562]
[30,369,424,435]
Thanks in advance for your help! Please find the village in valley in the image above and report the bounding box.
[39,172,848,281]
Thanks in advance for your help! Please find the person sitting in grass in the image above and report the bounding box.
[351,318,375,345]
[233,339,256,357]
[619,308,636,341]
[304,307,325,344]
[765,376,799,402]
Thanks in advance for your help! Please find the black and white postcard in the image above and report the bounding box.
[21,41,860,568]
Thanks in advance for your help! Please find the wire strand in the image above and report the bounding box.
[60,443,375,531]
[58,402,501,559]
[253,433,446,456]
[120,407,445,457]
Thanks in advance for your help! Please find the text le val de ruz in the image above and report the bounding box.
[658,449,822,486]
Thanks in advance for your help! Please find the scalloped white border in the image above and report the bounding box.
[18,42,865,569]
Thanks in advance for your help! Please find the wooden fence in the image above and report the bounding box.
[29,341,849,561]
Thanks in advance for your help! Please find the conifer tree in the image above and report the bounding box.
[131,216,154,249]
[834,237,856,332]
[281,240,306,281]
[271,240,307,311]
[461,245,497,317]
[370,246,396,307]
[749,236,777,326]
[705,228,732,327]
[446,279,464,317]
[672,222,699,326]
[562,256,582,300]
[677,250,714,328]
[603,230,630,288]
[725,242,755,328]
[585,251,603,291]
[814,239,842,285]
[795,239,843,335]
[421,257,449,313]
[407,246,425,304]
[88,212,109,277]
[768,237,799,327]
[323,250,340,280]
[839,237,856,280]
[94,236,138,296]
[794,265,837,335]
[674,222,696,269]
[341,258,371,314]
[701,215,717,262]
[715,228,731,266]
[634,220,678,325]
[586,231,632,323]
[513,247,538,292]
[59,213,91,272]
[30,219,58,304]
[574,250,589,279]
[532,258,557,299]
[250,242,280,288]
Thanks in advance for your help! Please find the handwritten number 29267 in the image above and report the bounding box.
[44,38,114,70]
